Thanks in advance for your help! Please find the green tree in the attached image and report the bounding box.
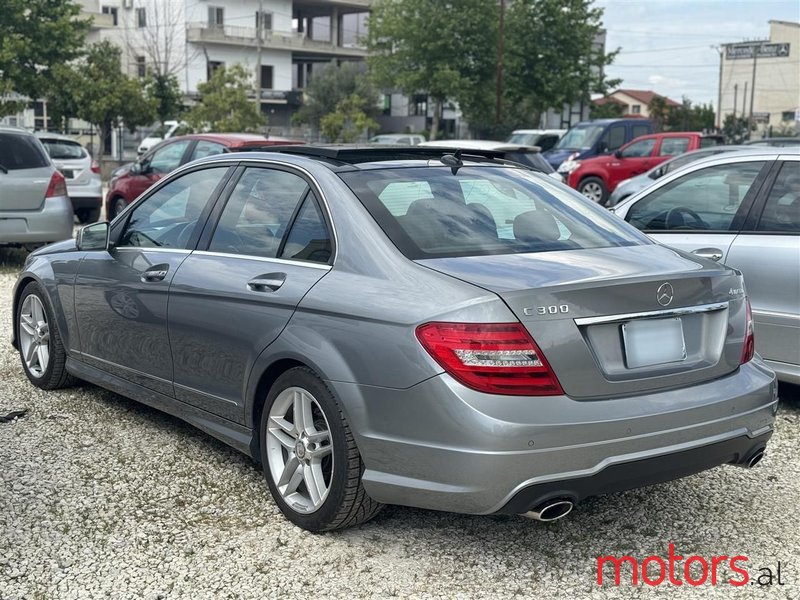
[293,62,379,132]
[647,96,672,132]
[319,94,380,142]
[722,114,752,144]
[145,72,184,128]
[70,41,155,159]
[0,0,89,116]
[590,100,626,119]
[366,0,497,140]
[504,0,618,130]
[185,64,266,133]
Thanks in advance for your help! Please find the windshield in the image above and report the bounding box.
[40,139,87,160]
[339,166,648,259]
[555,125,606,150]
[508,133,540,145]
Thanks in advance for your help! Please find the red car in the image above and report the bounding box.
[106,134,304,218]
[567,132,724,205]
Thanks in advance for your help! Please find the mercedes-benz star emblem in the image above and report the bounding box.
[657,282,674,307]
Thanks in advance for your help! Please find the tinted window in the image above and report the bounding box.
[340,166,648,259]
[536,135,559,151]
[280,194,332,263]
[555,125,606,149]
[209,167,310,258]
[620,138,656,158]
[119,167,228,248]
[191,141,226,161]
[626,161,764,232]
[0,133,49,170]
[604,125,626,152]
[40,139,87,160]
[658,137,690,156]
[757,162,800,233]
[145,140,191,174]
[632,124,651,139]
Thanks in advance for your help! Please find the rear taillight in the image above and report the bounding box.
[45,171,67,198]
[91,160,101,174]
[415,322,564,396]
[740,298,755,364]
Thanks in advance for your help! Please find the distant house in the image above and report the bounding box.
[593,89,681,119]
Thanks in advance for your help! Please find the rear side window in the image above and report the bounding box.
[626,161,765,232]
[0,133,50,170]
[40,139,87,160]
[340,166,648,259]
[757,162,800,233]
[658,137,690,156]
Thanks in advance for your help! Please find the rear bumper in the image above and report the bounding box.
[0,196,74,245]
[330,358,778,515]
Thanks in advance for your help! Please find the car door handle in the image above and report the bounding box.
[141,266,169,282]
[248,273,286,292]
[692,248,723,261]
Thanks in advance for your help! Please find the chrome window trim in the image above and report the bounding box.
[752,309,800,321]
[574,302,729,326]
[192,250,332,271]
[113,247,192,254]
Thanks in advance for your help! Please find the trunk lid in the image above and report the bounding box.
[417,244,749,398]
[0,166,53,211]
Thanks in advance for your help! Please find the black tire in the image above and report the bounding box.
[259,367,382,532]
[110,196,128,219]
[16,281,77,390]
[578,176,608,206]
[77,207,101,224]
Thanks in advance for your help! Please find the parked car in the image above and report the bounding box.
[745,137,800,148]
[14,145,776,532]
[608,145,749,206]
[0,126,73,248]
[106,133,302,219]
[612,148,799,384]
[506,129,566,152]
[418,139,562,179]
[567,132,725,205]
[36,132,103,223]
[369,133,426,145]
[543,118,654,171]
[137,120,189,155]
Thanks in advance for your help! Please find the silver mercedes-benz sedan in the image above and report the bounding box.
[11,146,777,531]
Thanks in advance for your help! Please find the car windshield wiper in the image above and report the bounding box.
[0,162,8,174]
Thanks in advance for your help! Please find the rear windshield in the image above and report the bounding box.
[507,133,540,145]
[40,139,87,159]
[340,166,649,259]
[0,133,50,170]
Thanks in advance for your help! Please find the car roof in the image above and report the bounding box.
[0,125,35,136]
[510,129,566,134]
[419,139,542,152]
[34,132,82,143]
[167,132,269,147]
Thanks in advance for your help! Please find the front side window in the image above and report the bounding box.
[340,166,649,259]
[620,138,656,158]
[757,162,800,233]
[626,161,765,232]
[658,137,690,156]
[603,125,626,152]
[209,167,315,259]
[119,167,229,249]
[190,141,226,161]
[632,125,651,139]
[145,140,191,175]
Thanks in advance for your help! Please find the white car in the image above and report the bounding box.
[138,120,187,155]
[507,129,566,152]
[369,133,426,146]
[36,133,102,223]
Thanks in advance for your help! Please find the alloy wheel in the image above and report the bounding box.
[19,295,50,378]
[265,386,333,514]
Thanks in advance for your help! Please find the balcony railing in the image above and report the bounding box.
[185,23,367,57]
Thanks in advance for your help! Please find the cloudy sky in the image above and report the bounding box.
[594,0,800,108]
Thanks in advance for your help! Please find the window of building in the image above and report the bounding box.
[410,94,428,117]
[208,6,224,28]
[782,111,796,122]
[101,6,118,26]
[260,66,274,89]
[631,104,641,114]
[383,95,391,116]
[311,16,331,42]
[256,11,273,32]
[136,7,146,28]
[136,56,146,78]
[207,60,224,80]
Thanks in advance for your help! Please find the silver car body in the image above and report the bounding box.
[36,132,102,221]
[12,149,777,516]
[613,148,799,384]
[0,126,73,246]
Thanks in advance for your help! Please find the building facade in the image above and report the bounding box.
[719,20,800,135]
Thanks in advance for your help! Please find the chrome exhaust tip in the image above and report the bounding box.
[747,450,765,468]
[522,499,574,522]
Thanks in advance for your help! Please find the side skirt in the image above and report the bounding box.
[66,357,256,459]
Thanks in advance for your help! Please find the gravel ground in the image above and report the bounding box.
[1,248,798,599]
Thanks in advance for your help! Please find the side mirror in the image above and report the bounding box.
[77,221,109,251]
[614,149,623,159]
[130,162,144,175]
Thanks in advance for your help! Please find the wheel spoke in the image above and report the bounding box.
[303,463,327,506]
[293,391,313,434]
[37,345,49,372]
[20,314,35,336]
[24,341,38,366]
[268,425,296,450]
[32,299,45,324]
[307,430,332,459]
[278,457,304,496]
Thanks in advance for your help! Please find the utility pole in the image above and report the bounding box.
[733,83,738,118]
[749,45,758,130]
[255,0,263,112]
[495,0,505,125]
[742,81,747,117]
[712,45,723,130]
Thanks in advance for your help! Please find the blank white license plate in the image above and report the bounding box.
[622,317,686,369]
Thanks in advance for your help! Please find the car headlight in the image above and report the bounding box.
[558,160,581,174]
